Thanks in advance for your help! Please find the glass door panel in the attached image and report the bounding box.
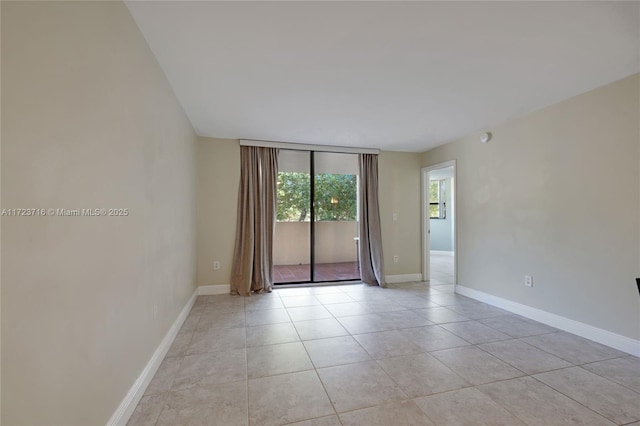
[313,152,360,282]
[273,150,310,283]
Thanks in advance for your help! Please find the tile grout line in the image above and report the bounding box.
[287,299,343,424]
[578,356,640,394]
[147,301,203,426]
[527,373,624,424]
[470,382,533,426]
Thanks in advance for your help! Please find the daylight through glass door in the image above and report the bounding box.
[273,150,360,284]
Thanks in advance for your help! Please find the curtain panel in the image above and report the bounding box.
[230,146,279,296]
[358,153,386,287]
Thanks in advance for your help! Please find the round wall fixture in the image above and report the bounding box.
[480,132,492,143]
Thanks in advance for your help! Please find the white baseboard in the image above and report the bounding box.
[385,273,422,284]
[430,250,454,256]
[198,284,231,295]
[107,288,198,426]
[455,284,640,357]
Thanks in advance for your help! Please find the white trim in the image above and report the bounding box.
[421,160,457,283]
[430,250,454,256]
[455,284,640,357]
[385,273,423,284]
[107,288,198,426]
[421,167,429,281]
[240,139,379,155]
[198,284,231,295]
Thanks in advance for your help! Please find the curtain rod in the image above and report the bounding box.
[240,139,380,155]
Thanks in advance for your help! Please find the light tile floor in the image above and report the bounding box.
[128,281,639,426]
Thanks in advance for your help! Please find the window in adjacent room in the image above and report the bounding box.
[429,179,446,219]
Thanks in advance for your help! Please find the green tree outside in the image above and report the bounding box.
[429,180,446,218]
[277,172,357,221]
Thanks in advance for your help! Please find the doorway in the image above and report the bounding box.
[422,161,456,286]
[273,149,361,284]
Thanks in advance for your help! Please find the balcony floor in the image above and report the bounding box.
[274,261,360,283]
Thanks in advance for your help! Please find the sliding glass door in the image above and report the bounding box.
[273,150,360,284]
[273,150,311,283]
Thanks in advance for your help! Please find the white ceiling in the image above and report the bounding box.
[126,1,639,152]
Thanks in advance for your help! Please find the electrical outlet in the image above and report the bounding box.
[524,275,533,287]
[393,212,398,221]
[393,255,398,263]
[213,261,220,270]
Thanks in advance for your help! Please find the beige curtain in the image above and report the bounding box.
[230,146,279,296]
[358,154,386,287]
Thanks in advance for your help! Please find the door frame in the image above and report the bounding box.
[274,149,361,285]
[421,160,457,284]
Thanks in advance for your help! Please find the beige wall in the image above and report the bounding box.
[197,138,241,286]
[379,151,423,277]
[422,73,640,340]
[1,2,198,425]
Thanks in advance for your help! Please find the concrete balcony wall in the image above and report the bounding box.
[274,221,358,265]
[273,221,310,266]
[315,220,358,264]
